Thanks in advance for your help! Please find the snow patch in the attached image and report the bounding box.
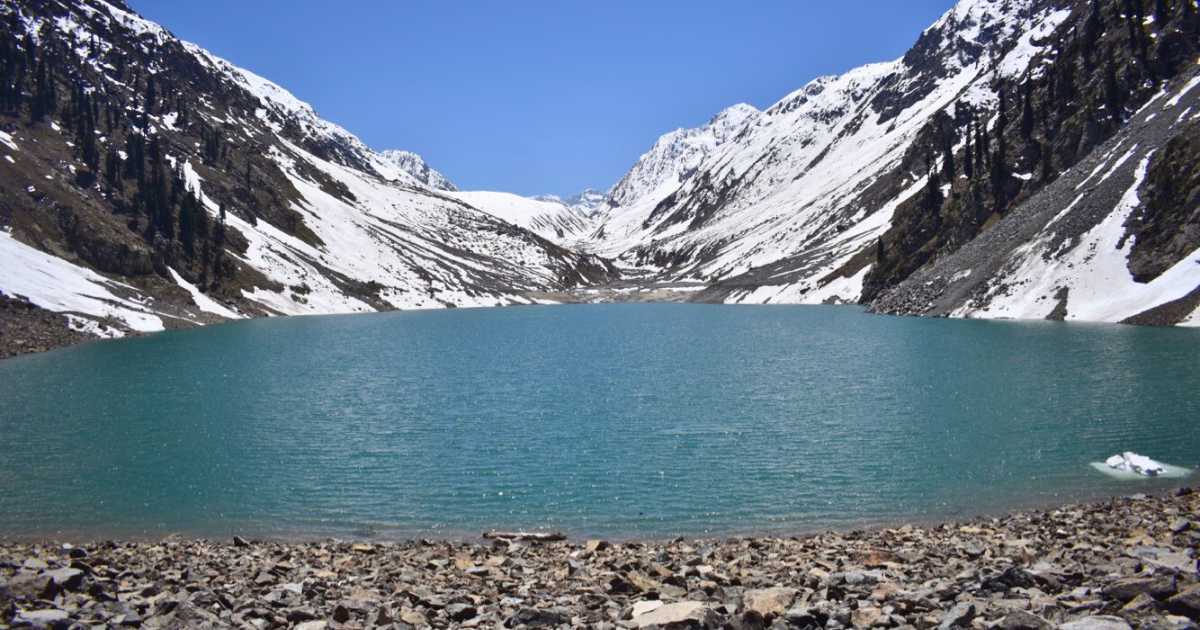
[0,232,164,332]
[168,268,242,320]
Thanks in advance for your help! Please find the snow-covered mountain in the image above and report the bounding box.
[588,103,759,257]
[377,150,457,191]
[607,104,760,209]
[0,0,614,343]
[586,0,1200,325]
[450,190,601,246]
[873,75,1200,325]
[591,0,1066,280]
[539,188,611,217]
[1,0,1198,357]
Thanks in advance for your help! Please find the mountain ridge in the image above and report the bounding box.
[0,0,617,350]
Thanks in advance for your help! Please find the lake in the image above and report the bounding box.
[0,304,1197,540]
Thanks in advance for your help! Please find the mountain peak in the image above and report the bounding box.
[377,150,457,191]
[606,104,761,209]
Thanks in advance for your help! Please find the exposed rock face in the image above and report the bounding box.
[869,68,1200,326]
[1126,121,1200,284]
[376,150,458,191]
[3,489,1200,629]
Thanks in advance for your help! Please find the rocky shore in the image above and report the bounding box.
[3,490,1199,629]
[0,295,95,360]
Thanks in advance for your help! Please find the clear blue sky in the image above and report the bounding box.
[130,1,955,197]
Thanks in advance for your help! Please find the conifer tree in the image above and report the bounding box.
[104,144,122,193]
[974,118,987,172]
[1104,55,1123,117]
[180,191,198,257]
[30,55,53,123]
[963,130,974,179]
[1183,0,1199,34]
[144,74,156,114]
[1147,0,1166,23]
[996,86,1009,133]
[1020,81,1034,140]
[1084,0,1105,49]
[940,128,956,182]
[1040,141,1054,183]
[984,89,1011,212]
[921,167,944,215]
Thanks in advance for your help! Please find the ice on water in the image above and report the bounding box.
[1090,452,1192,480]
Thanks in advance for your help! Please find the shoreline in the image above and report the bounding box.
[4,295,1198,362]
[4,489,1199,629]
[2,481,1189,547]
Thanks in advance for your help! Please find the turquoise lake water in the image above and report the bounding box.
[1,304,1198,540]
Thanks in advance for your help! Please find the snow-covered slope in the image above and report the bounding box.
[536,188,611,218]
[377,150,457,191]
[873,72,1200,326]
[0,0,614,342]
[583,0,1198,326]
[450,190,600,245]
[179,39,441,192]
[2,0,1197,353]
[607,104,760,209]
[589,103,759,257]
[594,0,1069,287]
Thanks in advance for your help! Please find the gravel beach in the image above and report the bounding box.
[2,489,1199,629]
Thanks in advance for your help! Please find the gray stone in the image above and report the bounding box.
[509,607,571,627]
[998,610,1054,630]
[1103,576,1177,602]
[22,558,48,571]
[1057,615,1133,630]
[43,567,84,591]
[1129,547,1197,574]
[4,571,52,600]
[1169,584,1200,620]
[631,600,665,618]
[631,601,717,628]
[14,608,70,628]
[939,602,976,629]
[446,602,477,621]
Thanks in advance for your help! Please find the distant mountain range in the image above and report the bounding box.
[0,0,1197,354]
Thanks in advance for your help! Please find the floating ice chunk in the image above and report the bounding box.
[1106,452,1165,476]
[1090,452,1192,480]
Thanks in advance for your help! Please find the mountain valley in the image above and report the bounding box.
[1,0,1199,357]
